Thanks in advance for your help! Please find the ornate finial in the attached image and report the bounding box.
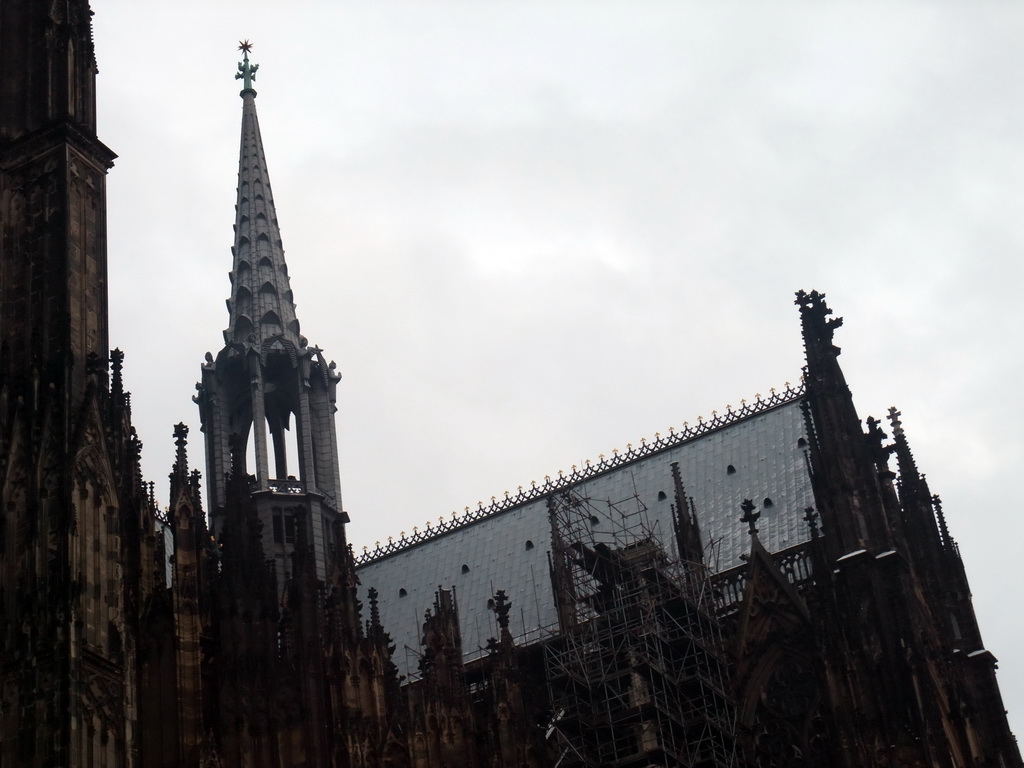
[740,498,760,536]
[887,406,904,438]
[173,423,188,457]
[491,590,512,632]
[236,40,259,93]
[803,506,820,538]
[795,289,844,347]
[171,423,190,487]
[367,587,382,631]
[110,348,125,395]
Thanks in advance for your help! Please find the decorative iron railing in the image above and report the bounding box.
[712,541,815,611]
[354,382,806,566]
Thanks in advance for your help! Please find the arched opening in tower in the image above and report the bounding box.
[266,405,300,481]
[243,415,265,481]
[262,352,304,484]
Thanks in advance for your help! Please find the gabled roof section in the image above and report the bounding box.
[225,57,302,349]
[356,389,816,680]
[355,382,807,567]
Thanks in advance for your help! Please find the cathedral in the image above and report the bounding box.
[1,3,1020,767]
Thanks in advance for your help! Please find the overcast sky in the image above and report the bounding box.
[93,0,1023,733]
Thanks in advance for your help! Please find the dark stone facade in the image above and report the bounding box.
[1,3,1020,767]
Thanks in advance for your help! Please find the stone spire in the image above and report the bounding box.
[0,0,116,399]
[670,461,706,587]
[796,289,893,556]
[169,422,191,505]
[225,43,302,350]
[196,43,344,588]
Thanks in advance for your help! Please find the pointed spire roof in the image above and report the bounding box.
[670,461,705,579]
[169,422,191,504]
[225,43,303,351]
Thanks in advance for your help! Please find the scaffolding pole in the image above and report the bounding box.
[545,484,736,768]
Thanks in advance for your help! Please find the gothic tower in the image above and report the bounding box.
[0,2,153,766]
[0,0,112,391]
[195,46,346,585]
[186,52,409,768]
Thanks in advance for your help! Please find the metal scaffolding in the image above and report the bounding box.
[545,484,735,767]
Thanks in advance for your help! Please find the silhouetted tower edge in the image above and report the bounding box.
[194,45,345,586]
